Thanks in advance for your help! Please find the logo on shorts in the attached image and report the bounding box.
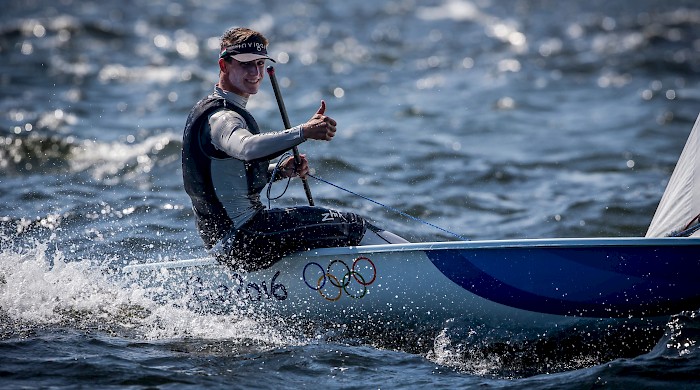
[321,209,343,222]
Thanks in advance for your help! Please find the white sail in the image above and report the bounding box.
[646,113,700,237]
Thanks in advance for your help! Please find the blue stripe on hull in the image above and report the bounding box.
[426,244,700,318]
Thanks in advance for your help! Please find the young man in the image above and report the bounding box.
[182,27,367,271]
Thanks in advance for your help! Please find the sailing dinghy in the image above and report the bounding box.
[123,113,700,331]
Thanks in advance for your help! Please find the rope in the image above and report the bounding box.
[669,212,700,237]
[266,152,293,208]
[308,173,468,241]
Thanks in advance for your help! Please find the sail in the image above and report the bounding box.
[646,113,700,237]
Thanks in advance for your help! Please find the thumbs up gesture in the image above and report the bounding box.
[301,100,337,141]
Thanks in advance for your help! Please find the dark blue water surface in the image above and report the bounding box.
[2,0,700,388]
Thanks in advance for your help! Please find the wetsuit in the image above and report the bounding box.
[182,87,366,271]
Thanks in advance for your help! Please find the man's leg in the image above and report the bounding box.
[218,206,366,271]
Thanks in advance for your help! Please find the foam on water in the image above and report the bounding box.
[426,328,504,377]
[0,243,297,348]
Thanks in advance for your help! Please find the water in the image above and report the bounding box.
[2,0,700,388]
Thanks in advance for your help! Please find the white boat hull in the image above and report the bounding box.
[123,237,700,332]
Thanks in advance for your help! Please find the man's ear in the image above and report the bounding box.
[218,58,227,73]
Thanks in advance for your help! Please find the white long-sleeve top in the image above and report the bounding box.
[206,86,305,228]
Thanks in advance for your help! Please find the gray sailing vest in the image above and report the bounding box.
[182,96,273,248]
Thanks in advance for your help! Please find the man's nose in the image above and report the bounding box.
[249,65,262,77]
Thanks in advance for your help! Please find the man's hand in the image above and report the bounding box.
[302,100,337,141]
[280,154,309,179]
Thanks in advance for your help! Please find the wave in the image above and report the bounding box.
[0,131,181,181]
[0,243,295,346]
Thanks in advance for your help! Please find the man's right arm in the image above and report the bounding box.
[208,110,304,161]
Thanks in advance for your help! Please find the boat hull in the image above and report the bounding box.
[122,237,700,331]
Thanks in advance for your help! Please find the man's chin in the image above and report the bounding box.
[246,84,261,94]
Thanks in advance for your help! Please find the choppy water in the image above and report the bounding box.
[2,0,700,388]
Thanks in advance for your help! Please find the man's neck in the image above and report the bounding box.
[215,85,248,109]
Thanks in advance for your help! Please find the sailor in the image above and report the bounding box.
[182,27,366,271]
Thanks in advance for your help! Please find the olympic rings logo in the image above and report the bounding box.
[302,256,377,301]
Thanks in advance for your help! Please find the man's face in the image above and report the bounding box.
[220,58,266,98]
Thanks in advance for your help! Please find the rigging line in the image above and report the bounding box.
[308,173,468,241]
[266,152,293,208]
